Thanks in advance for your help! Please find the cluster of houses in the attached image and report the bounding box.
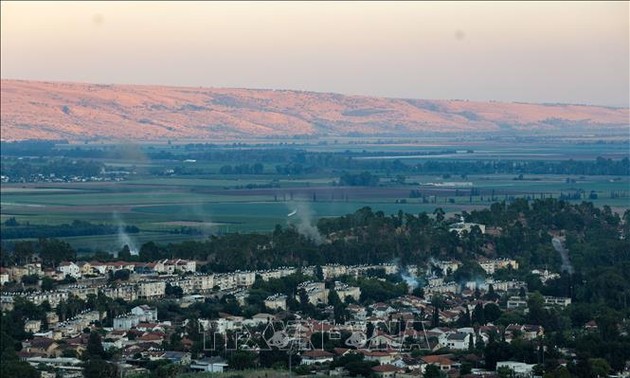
[15,295,553,377]
[2,256,582,377]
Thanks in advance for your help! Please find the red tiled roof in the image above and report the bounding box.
[333,347,350,355]
[136,323,159,329]
[372,364,402,373]
[302,350,333,359]
[29,337,56,349]
[422,355,454,366]
[138,333,164,341]
[18,351,47,358]
[362,350,393,357]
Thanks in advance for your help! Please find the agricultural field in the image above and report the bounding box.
[1,137,628,254]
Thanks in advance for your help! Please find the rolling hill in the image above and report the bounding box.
[1,79,628,141]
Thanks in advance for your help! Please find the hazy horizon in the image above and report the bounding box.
[1,1,628,107]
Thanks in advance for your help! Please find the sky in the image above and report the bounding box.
[1,1,628,107]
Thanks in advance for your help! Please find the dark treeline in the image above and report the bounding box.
[219,163,264,175]
[338,171,380,186]
[150,150,630,176]
[1,159,104,178]
[0,219,139,240]
[0,140,67,156]
[2,140,629,177]
[1,238,75,267]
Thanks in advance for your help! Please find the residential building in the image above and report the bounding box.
[297,281,329,305]
[131,305,158,322]
[449,222,486,236]
[0,268,9,285]
[77,262,93,276]
[446,332,473,350]
[372,364,404,378]
[300,350,334,365]
[479,258,519,274]
[190,357,228,373]
[264,294,287,311]
[102,285,138,301]
[24,320,42,333]
[335,281,361,302]
[113,315,140,330]
[421,355,455,371]
[435,260,460,276]
[507,296,528,310]
[496,361,535,377]
[138,281,166,299]
[543,296,571,307]
[191,274,214,292]
[235,271,256,287]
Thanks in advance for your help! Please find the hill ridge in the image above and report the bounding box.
[1,79,628,141]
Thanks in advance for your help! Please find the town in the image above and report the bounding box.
[1,254,578,378]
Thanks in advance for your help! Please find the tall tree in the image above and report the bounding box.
[85,331,106,360]
[472,303,486,326]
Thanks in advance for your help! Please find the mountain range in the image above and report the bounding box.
[1,79,628,141]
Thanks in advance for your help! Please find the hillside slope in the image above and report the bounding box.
[1,79,627,141]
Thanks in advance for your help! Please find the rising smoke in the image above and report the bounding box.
[286,200,324,245]
[392,258,421,291]
[552,237,574,274]
[401,268,419,291]
[113,212,139,256]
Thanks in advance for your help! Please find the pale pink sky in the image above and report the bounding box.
[1,1,628,106]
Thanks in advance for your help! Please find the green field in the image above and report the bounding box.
[2,139,629,253]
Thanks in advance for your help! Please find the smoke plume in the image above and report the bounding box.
[286,200,324,245]
[393,258,420,291]
[552,237,574,274]
[113,212,139,256]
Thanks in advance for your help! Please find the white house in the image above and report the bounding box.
[113,315,140,330]
[131,305,158,322]
[0,269,9,285]
[190,357,228,373]
[446,332,473,350]
[449,222,486,237]
[57,262,81,279]
[368,332,402,349]
[543,296,571,307]
[157,259,197,274]
[496,361,535,377]
[24,319,42,333]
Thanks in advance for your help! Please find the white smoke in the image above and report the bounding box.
[401,269,419,291]
[552,237,574,274]
[113,212,139,256]
[426,257,439,277]
[286,200,324,245]
[392,258,420,291]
